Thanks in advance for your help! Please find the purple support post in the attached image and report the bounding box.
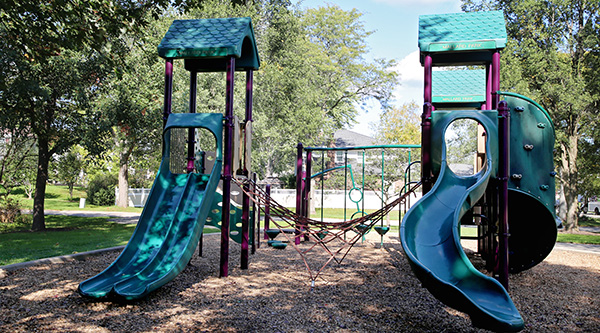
[241,182,250,269]
[497,100,510,290]
[485,63,493,110]
[252,173,258,252]
[304,151,312,219]
[240,70,254,270]
[492,51,501,110]
[187,71,197,173]
[220,57,235,278]
[422,54,433,194]
[264,184,271,240]
[295,143,304,245]
[245,70,254,122]
[162,59,174,127]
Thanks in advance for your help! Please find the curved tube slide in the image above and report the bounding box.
[401,113,524,332]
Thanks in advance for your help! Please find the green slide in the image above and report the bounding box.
[400,112,524,332]
[78,113,223,301]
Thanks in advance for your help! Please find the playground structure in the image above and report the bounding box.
[75,10,560,333]
[399,11,558,332]
[78,17,261,300]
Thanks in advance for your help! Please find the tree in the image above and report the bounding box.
[94,17,167,208]
[52,147,84,200]
[0,0,175,231]
[462,0,600,231]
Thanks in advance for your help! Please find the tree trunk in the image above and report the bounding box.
[116,148,131,208]
[32,139,50,231]
[561,134,579,232]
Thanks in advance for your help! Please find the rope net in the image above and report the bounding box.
[233,177,421,287]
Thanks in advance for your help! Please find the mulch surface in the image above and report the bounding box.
[1,232,598,332]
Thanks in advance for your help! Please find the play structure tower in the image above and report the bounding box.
[401,11,558,332]
[78,18,260,300]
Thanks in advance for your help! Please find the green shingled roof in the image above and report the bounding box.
[158,17,260,71]
[418,11,506,67]
[432,69,486,103]
[419,11,507,53]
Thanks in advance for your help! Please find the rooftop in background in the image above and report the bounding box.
[334,129,376,148]
[418,11,507,66]
[432,69,486,104]
[158,17,260,72]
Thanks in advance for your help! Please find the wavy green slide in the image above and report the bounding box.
[400,112,524,332]
[78,113,223,301]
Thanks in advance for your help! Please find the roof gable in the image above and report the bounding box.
[158,17,260,71]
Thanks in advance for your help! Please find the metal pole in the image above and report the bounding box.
[252,173,258,252]
[241,181,250,269]
[422,54,433,194]
[305,151,312,219]
[295,143,303,245]
[498,100,510,290]
[485,63,492,110]
[264,184,271,240]
[220,56,235,278]
[162,59,173,128]
[492,51,501,109]
[240,70,253,269]
[187,71,197,173]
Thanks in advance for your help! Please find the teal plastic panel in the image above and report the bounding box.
[430,110,498,178]
[501,92,557,272]
[206,191,254,244]
[432,69,486,103]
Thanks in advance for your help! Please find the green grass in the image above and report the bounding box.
[5,185,143,213]
[0,215,137,266]
[556,233,600,245]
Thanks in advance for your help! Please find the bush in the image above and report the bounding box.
[86,174,117,206]
[0,197,26,225]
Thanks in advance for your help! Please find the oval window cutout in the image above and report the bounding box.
[445,119,485,176]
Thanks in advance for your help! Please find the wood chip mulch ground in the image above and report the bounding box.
[1,232,599,332]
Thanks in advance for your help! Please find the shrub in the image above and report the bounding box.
[0,197,24,225]
[87,174,117,206]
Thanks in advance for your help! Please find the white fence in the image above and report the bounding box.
[115,187,422,210]
[115,187,151,207]
[269,188,421,210]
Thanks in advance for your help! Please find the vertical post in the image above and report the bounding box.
[295,143,304,245]
[422,54,433,194]
[485,63,492,110]
[381,149,385,227]
[241,181,250,269]
[264,184,271,240]
[492,51,501,110]
[253,173,258,251]
[220,56,235,278]
[163,59,174,128]
[305,151,313,219]
[187,71,197,173]
[497,100,510,289]
[240,70,254,269]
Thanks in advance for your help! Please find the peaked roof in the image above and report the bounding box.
[432,69,486,103]
[418,11,507,65]
[158,17,260,71]
[334,129,376,148]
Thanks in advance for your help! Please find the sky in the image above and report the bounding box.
[296,0,463,136]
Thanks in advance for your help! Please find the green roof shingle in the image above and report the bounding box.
[158,17,259,71]
[419,11,507,53]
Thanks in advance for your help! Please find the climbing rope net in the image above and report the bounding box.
[233,177,421,287]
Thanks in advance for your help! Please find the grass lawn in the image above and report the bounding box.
[5,185,143,213]
[0,215,137,266]
[1,184,599,267]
